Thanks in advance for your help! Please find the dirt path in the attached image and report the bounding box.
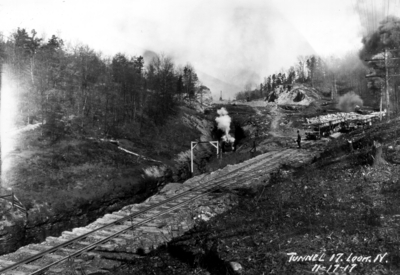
[269,104,282,132]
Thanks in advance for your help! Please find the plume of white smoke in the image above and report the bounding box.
[217,107,229,116]
[215,107,235,143]
[337,92,364,112]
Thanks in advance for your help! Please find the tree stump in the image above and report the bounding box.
[372,140,387,167]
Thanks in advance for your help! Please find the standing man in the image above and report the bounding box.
[297,130,301,149]
[347,138,354,153]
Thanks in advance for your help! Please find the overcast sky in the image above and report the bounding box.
[1,0,399,98]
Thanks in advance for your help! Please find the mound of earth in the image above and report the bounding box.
[267,84,321,106]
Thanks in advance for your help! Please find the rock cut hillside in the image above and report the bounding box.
[267,84,321,106]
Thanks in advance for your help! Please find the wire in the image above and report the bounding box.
[372,0,376,31]
[387,0,389,20]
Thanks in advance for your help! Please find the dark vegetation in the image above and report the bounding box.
[8,129,148,212]
[4,113,201,213]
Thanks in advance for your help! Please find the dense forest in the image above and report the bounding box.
[0,29,208,141]
[237,16,400,113]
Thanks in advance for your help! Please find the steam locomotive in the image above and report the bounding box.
[220,135,236,153]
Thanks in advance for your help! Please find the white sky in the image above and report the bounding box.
[0,0,398,97]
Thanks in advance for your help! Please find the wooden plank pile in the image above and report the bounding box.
[303,110,386,140]
[304,111,386,127]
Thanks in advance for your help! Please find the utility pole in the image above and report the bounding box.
[385,48,390,120]
[200,87,203,106]
[365,48,400,121]
[333,75,337,101]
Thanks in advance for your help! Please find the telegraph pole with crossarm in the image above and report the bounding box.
[365,48,400,121]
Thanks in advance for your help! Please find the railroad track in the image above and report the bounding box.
[0,148,306,275]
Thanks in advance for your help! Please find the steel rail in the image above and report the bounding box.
[0,149,296,275]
